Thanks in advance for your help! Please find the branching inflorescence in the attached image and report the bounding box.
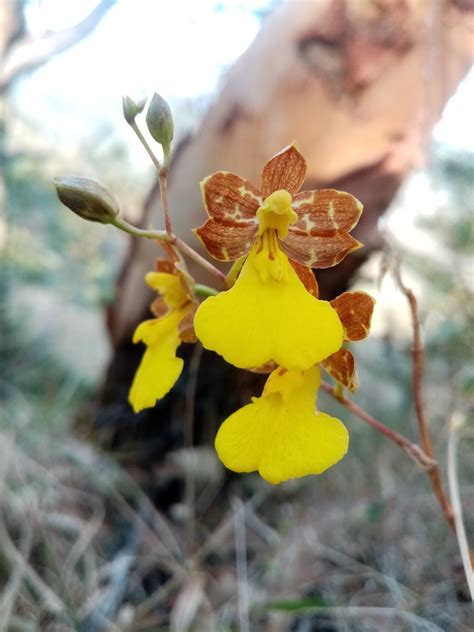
[52,93,455,518]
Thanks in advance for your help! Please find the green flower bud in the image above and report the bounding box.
[122,95,146,125]
[52,176,119,224]
[146,93,174,159]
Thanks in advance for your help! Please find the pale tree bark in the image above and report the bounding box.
[109,0,474,347]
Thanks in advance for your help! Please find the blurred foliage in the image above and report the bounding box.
[3,150,120,305]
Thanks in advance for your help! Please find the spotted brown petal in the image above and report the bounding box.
[260,144,307,198]
[194,218,258,261]
[290,260,319,298]
[322,348,359,392]
[281,230,362,268]
[330,291,375,341]
[201,172,262,222]
[292,189,363,235]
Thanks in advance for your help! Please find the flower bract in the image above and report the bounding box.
[215,365,349,484]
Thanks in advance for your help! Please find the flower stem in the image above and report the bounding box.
[112,216,170,241]
[194,284,219,298]
[175,236,227,286]
[112,218,227,287]
[159,168,173,236]
[320,381,436,470]
[129,120,163,173]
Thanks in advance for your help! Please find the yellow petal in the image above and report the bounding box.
[145,272,189,309]
[129,310,185,413]
[215,366,348,484]
[194,240,343,370]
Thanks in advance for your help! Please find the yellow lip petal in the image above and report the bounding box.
[129,309,186,413]
[194,240,343,370]
[215,366,349,484]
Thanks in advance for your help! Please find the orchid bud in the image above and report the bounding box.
[122,95,146,125]
[53,176,119,224]
[146,93,173,160]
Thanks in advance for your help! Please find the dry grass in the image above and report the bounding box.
[0,415,472,632]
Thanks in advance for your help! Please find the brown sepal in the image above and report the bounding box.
[201,172,261,222]
[281,230,362,268]
[292,189,363,234]
[260,144,307,198]
[330,291,375,341]
[290,260,319,297]
[322,348,359,392]
[194,218,257,261]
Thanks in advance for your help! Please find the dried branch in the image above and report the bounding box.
[390,252,456,531]
[0,0,116,92]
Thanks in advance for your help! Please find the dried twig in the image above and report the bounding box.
[390,252,455,530]
[320,381,435,469]
[447,413,474,600]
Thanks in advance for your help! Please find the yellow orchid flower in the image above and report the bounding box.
[193,143,367,370]
[194,235,344,370]
[215,365,348,484]
[129,267,196,413]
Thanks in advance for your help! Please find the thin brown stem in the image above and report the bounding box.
[174,236,227,286]
[391,254,455,531]
[112,218,227,287]
[158,169,173,236]
[157,166,227,287]
[130,120,162,173]
[320,381,435,469]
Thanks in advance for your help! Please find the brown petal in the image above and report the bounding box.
[201,172,261,222]
[292,189,363,234]
[290,259,319,297]
[247,360,277,374]
[194,218,257,261]
[260,144,307,198]
[179,310,198,343]
[150,296,168,318]
[281,230,362,268]
[155,259,175,274]
[322,348,359,392]
[330,291,375,341]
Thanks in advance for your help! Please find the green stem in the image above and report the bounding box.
[112,216,170,241]
[112,217,227,287]
[194,284,219,298]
